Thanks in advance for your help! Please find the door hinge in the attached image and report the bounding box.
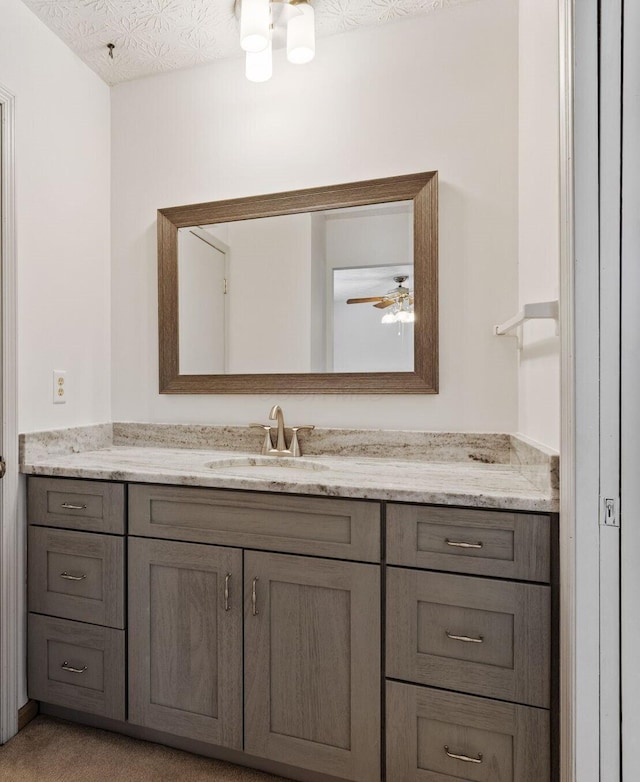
[600,497,620,527]
[0,458,6,479]
[223,278,228,295]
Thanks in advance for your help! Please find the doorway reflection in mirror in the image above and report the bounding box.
[333,265,414,373]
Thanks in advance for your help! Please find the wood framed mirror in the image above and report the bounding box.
[158,171,438,394]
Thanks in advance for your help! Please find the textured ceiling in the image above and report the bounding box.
[23,0,476,85]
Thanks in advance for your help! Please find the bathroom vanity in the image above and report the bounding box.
[22,425,558,782]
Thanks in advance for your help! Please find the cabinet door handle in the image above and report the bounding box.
[61,502,87,510]
[251,577,258,616]
[60,571,87,581]
[61,661,87,674]
[445,630,484,644]
[444,746,483,764]
[445,538,483,549]
[224,573,231,611]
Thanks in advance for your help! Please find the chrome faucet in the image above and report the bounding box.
[249,405,314,457]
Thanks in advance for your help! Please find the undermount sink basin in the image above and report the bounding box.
[204,456,329,473]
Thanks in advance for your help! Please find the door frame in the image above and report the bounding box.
[560,0,625,780]
[0,82,19,744]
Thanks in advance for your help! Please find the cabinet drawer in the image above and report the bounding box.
[28,477,125,534]
[387,568,550,707]
[129,484,380,562]
[387,504,550,582]
[28,527,125,628]
[28,614,125,720]
[386,681,549,782]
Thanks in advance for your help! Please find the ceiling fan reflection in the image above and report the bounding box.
[346,275,415,327]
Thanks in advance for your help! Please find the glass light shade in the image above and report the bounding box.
[240,0,270,53]
[397,310,414,323]
[287,2,315,64]
[381,311,397,324]
[246,40,273,82]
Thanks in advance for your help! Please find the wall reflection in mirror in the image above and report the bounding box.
[177,200,414,375]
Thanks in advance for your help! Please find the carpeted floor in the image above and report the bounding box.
[0,716,291,782]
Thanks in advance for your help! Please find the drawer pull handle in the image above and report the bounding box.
[251,577,259,616]
[445,630,484,644]
[60,572,87,581]
[61,502,87,510]
[224,573,231,611]
[444,746,483,764]
[445,538,483,549]
[61,661,87,674]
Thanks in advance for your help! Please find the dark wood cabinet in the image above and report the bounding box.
[244,551,380,781]
[385,505,554,782]
[27,476,554,782]
[128,537,243,748]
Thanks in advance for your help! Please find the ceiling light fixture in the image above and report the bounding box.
[236,0,315,82]
[381,298,415,331]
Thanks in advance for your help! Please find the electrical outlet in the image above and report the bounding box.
[53,370,66,404]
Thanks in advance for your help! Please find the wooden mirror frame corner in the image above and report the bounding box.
[158,171,438,394]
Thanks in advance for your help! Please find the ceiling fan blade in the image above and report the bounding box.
[374,299,395,309]
[346,296,385,304]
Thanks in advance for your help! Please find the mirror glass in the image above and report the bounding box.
[177,200,414,375]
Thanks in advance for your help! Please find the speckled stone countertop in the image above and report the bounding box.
[19,423,559,513]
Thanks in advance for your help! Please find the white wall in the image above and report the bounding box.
[0,0,111,710]
[325,209,413,271]
[309,213,327,372]
[517,0,561,450]
[226,214,312,373]
[178,229,226,373]
[0,0,111,434]
[111,0,519,432]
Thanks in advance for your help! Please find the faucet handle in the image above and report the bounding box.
[289,425,315,458]
[249,423,273,456]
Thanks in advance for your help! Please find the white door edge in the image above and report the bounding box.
[563,0,626,779]
[620,0,640,776]
[559,0,576,778]
[0,82,20,744]
[559,0,614,779]
[598,0,622,778]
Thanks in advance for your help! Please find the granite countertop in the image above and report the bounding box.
[19,423,559,513]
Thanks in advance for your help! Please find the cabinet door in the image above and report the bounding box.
[244,551,381,782]
[129,537,242,749]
